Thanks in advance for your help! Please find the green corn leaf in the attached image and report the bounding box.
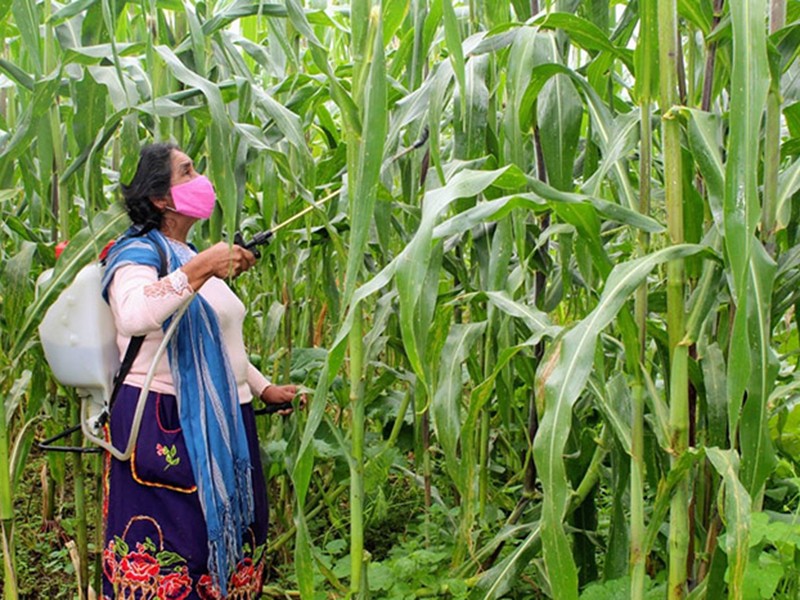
[427,58,453,185]
[87,65,138,111]
[283,0,324,49]
[432,322,487,487]
[533,244,707,599]
[775,156,800,230]
[433,188,663,242]
[388,63,437,148]
[641,366,671,452]
[588,375,632,455]
[0,58,34,90]
[73,64,109,151]
[504,26,547,171]
[50,0,96,22]
[677,0,714,35]
[699,341,729,451]
[63,43,146,65]
[383,0,409,44]
[0,72,60,163]
[484,291,557,340]
[284,0,359,135]
[249,84,313,164]
[200,0,288,37]
[454,54,489,160]
[100,0,131,109]
[469,524,542,600]
[135,98,195,118]
[520,63,637,210]
[683,108,724,230]
[534,12,634,69]
[343,13,387,307]
[470,26,520,56]
[740,241,778,497]
[351,0,369,77]
[536,32,582,192]
[581,110,640,200]
[413,245,445,384]
[294,511,315,600]
[60,110,125,184]
[643,449,702,556]
[683,233,723,345]
[155,45,229,137]
[633,0,659,102]
[183,0,206,78]
[442,0,466,121]
[706,448,751,599]
[397,167,523,382]
[293,168,523,511]
[10,408,39,489]
[724,0,769,439]
[12,0,42,73]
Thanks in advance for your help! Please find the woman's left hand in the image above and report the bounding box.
[260,384,307,416]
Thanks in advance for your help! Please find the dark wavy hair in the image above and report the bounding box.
[121,142,178,232]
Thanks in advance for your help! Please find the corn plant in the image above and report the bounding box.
[2,0,800,598]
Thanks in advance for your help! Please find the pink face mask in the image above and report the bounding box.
[169,175,216,219]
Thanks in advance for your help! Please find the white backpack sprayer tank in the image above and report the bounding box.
[38,263,119,432]
[36,243,184,461]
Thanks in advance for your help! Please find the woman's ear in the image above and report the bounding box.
[151,196,169,212]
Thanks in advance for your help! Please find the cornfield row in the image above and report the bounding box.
[2,0,800,598]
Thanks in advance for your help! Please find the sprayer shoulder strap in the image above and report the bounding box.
[108,240,168,410]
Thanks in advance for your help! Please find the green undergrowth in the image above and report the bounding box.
[2,453,99,599]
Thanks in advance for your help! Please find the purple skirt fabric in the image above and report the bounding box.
[102,385,268,600]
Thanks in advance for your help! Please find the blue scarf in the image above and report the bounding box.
[102,227,254,596]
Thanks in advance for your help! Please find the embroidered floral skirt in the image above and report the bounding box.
[102,385,269,600]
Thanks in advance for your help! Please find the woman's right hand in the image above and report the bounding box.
[181,242,257,290]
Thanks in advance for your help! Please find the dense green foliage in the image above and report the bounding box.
[2,0,800,598]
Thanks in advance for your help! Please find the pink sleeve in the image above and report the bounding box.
[107,264,194,336]
[247,364,272,398]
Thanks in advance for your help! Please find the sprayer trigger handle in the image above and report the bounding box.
[234,231,261,259]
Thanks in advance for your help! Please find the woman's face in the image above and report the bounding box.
[169,149,199,187]
[159,149,218,221]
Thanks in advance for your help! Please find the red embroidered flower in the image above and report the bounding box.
[230,557,255,588]
[156,568,192,600]
[119,551,160,583]
[196,574,221,600]
[156,443,166,456]
[102,541,117,581]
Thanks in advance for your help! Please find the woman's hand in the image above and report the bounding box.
[260,384,307,416]
[181,242,257,290]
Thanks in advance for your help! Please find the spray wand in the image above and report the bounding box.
[234,188,339,259]
[235,188,339,413]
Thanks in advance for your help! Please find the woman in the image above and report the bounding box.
[100,143,296,600]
